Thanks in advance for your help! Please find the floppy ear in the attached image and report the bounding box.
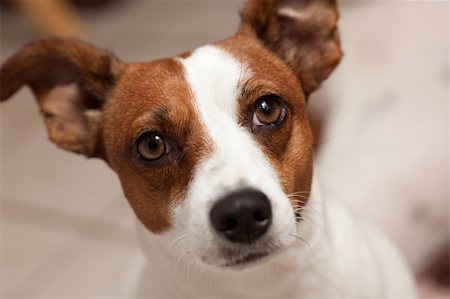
[0,38,124,157]
[242,0,342,96]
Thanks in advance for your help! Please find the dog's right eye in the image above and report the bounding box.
[135,131,168,161]
[251,95,287,130]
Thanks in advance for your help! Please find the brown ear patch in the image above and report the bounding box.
[0,37,123,101]
[0,38,124,157]
[242,0,342,96]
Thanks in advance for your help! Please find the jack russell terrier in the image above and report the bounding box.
[0,0,417,298]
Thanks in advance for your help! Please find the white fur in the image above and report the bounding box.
[131,45,417,298]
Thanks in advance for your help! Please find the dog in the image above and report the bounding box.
[0,0,417,298]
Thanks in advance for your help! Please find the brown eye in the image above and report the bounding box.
[136,131,167,161]
[253,95,285,126]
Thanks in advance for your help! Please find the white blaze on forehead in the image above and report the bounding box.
[178,45,279,188]
[179,46,242,140]
[179,46,257,174]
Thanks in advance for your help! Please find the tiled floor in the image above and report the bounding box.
[1,1,448,298]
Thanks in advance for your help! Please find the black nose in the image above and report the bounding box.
[210,189,272,244]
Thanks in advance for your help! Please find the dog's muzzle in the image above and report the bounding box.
[209,189,272,244]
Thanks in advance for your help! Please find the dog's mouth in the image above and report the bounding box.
[222,251,270,267]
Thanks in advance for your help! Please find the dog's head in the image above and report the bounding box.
[0,0,341,268]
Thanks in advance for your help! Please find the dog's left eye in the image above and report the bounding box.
[135,131,168,162]
[252,95,286,127]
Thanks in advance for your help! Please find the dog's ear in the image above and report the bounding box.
[242,0,342,96]
[0,38,124,158]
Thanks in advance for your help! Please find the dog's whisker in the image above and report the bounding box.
[287,194,310,197]
[171,233,190,275]
[288,233,315,256]
[293,206,324,216]
[173,250,187,276]
[288,198,325,206]
[287,193,310,198]
[170,231,187,247]
[289,198,309,202]
[287,191,311,194]
[298,213,326,233]
[292,203,324,215]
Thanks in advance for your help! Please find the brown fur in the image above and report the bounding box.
[102,60,212,233]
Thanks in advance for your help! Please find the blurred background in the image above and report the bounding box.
[0,0,448,298]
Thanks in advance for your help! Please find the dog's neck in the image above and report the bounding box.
[134,180,338,298]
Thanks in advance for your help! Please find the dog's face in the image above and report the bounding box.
[0,0,341,268]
